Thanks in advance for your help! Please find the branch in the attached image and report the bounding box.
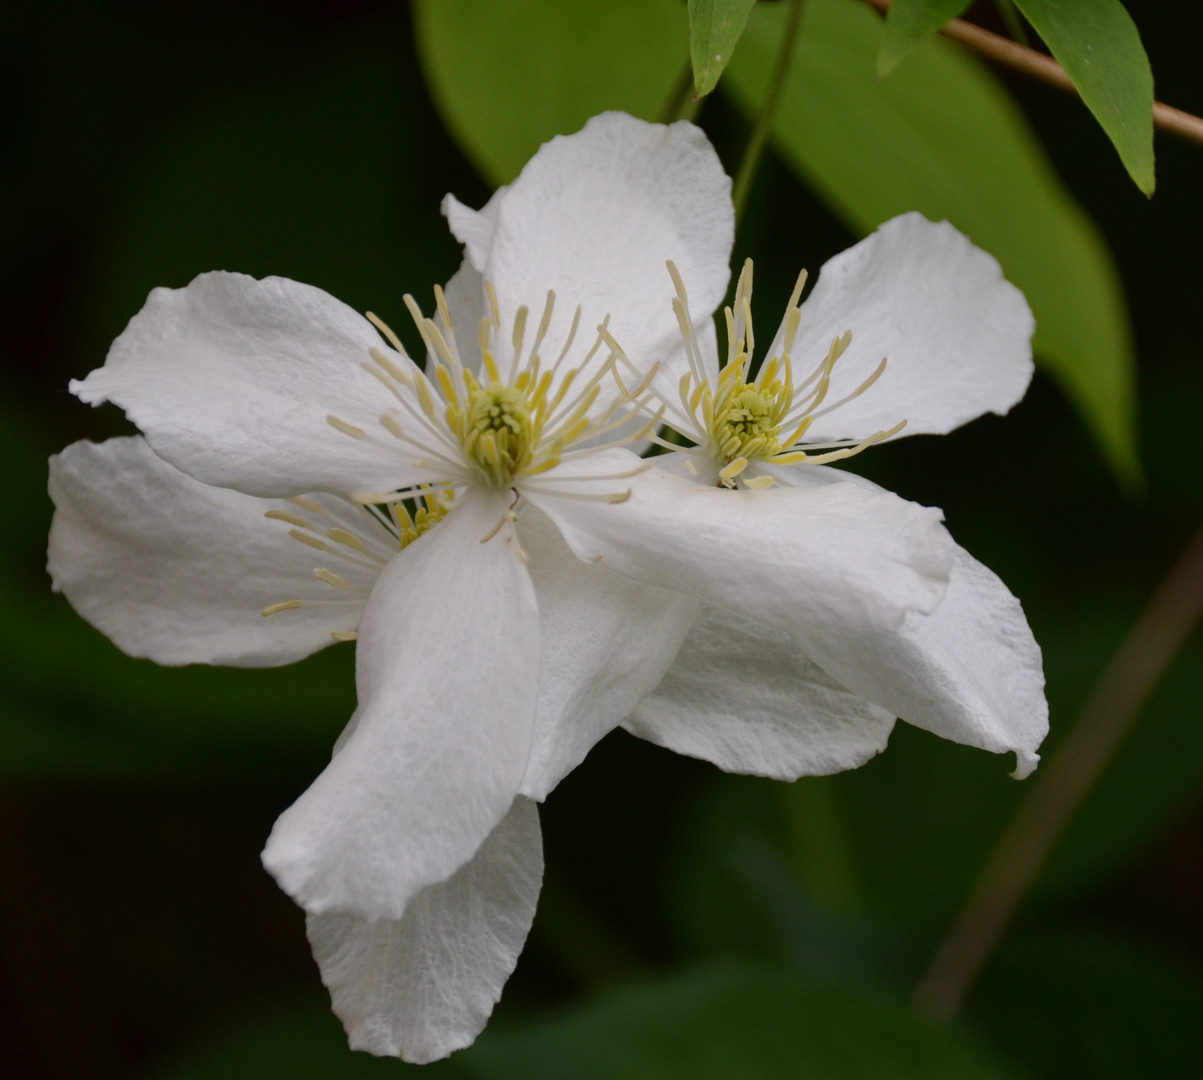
[856,0,1203,147]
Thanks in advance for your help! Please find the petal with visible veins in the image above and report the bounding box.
[48,436,371,667]
[262,488,539,919]
[307,797,542,1065]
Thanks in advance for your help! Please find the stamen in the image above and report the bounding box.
[262,600,304,616]
[331,630,358,642]
[265,510,312,528]
[314,568,354,590]
[289,529,329,552]
[288,496,326,514]
[366,311,409,356]
[327,528,373,556]
[327,415,366,440]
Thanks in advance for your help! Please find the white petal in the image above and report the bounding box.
[625,607,895,780]
[750,463,1048,775]
[812,547,1048,778]
[262,489,540,919]
[516,508,697,801]
[470,112,732,386]
[47,437,371,666]
[525,452,954,653]
[786,213,1034,443]
[71,272,428,498]
[440,256,486,374]
[307,796,542,1064]
[442,186,507,274]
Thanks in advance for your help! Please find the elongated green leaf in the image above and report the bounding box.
[413,0,686,185]
[724,0,1139,484]
[690,0,758,96]
[1014,0,1155,195]
[466,966,1020,1079]
[878,0,971,77]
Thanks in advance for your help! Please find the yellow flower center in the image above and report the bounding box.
[464,381,535,485]
[712,377,786,462]
[396,489,452,549]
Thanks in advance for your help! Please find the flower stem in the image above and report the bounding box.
[912,519,1203,1023]
[857,0,1203,147]
[732,0,806,223]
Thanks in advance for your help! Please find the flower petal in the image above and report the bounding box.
[307,796,542,1064]
[625,607,895,780]
[442,185,506,274]
[525,451,954,652]
[262,489,540,919]
[47,436,371,666]
[812,546,1048,778]
[71,272,425,498]
[786,213,1034,443]
[751,462,1047,775]
[464,112,733,384]
[516,508,697,801]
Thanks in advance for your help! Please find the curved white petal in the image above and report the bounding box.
[517,508,697,801]
[47,437,372,666]
[307,796,542,1065]
[785,213,1034,444]
[71,272,427,498]
[262,489,540,919]
[439,256,486,374]
[625,607,895,780]
[442,185,507,274]
[525,452,954,657]
[811,547,1048,778]
[463,113,733,391]
[749,461,1048,775]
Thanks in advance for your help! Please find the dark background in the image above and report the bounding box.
[2,1,1201,1077]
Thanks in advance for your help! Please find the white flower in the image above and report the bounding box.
[48,113,733,1062]
[579,214,1048,782]
[45,110,1040,1065]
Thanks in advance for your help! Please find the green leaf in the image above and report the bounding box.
[878,0,972,77]
[690,0,758,97]
[413,0,686,185]
[465,965,1021,1079]
[723,0,1139,485]
[1013,0,1155,195]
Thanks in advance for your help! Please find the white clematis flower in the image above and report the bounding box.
[45,109,1030,1065]
[600,217,1048,780]
[49,112,737,1062]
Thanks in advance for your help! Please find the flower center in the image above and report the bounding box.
[464,381,534,485]
[661,257,906,489]
[712,378,785,462]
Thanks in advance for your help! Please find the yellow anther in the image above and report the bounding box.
[288,496,325,513]
[327,415,366,439]
[262,600,304,616]
[265,510,312,528]
[314,568,353,590]
[331,630,358,642]
[327,528,370,554]
[289,529,329,551]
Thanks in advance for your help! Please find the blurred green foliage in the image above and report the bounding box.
[1011,0,1156,195]
[726,0,1140,485]
[880,0,1157,199]
[2,0,1202,1078]
[688,0,759,97]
